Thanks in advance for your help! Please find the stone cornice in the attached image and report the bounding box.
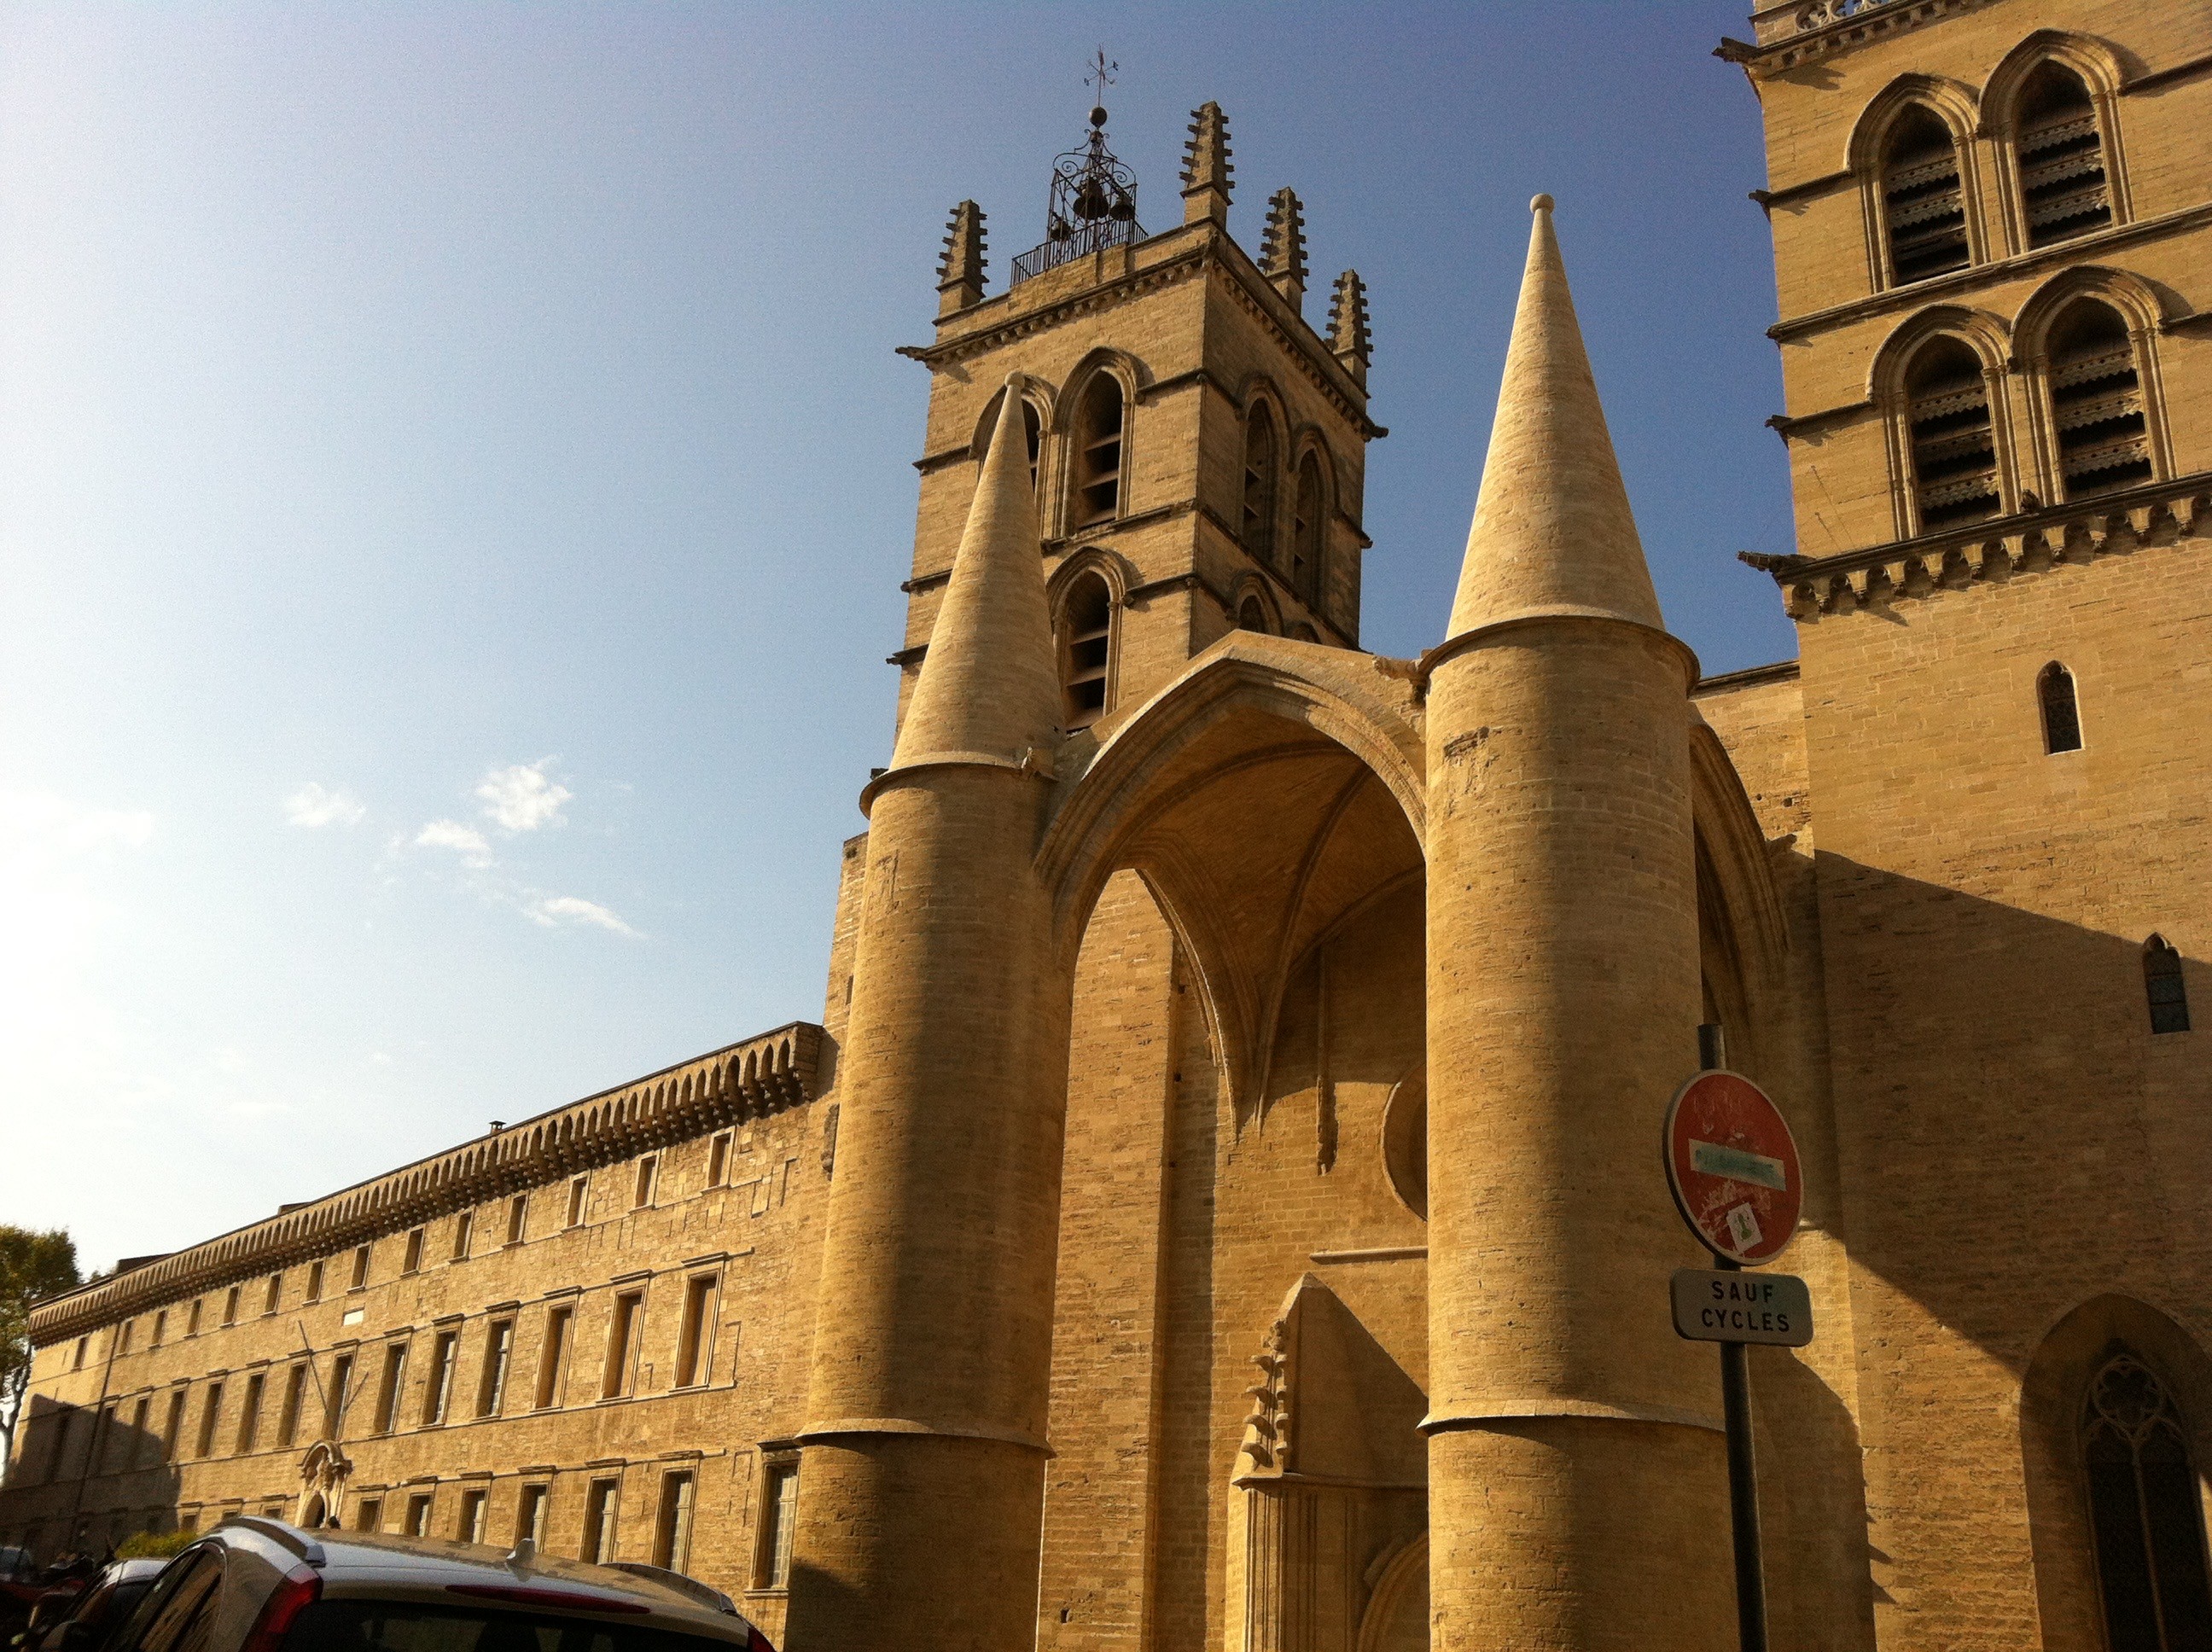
[28,1022,827,1345]
[1743,471,2212,619]
[1769,201,2212,343]
[1723,0,2002,73]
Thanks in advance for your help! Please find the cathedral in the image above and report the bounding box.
[5,2,2209,1649]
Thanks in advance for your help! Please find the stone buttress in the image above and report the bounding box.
[1420,197,1729,1651]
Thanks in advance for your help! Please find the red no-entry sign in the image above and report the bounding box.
[1662,1070,1802,1265]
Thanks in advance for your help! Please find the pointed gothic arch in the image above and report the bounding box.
[1848,75,1986,291]
[1870,306,2016,535]
[1980,31,2133,253]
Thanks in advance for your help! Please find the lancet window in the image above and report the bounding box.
[2144,938,2190,1037]
[1882,107,1970,285]
[1290,451,1325,603]
[2047,301,2151,500]
[2082,1352,2212,1646]
[1059,571,1113,730]
[2016,65,2113,248]
[1236,596,1270,634]
[1243,403,1279,567]
[1072,376,1125,527]
[1906,339,2000,530]
[2039,662,2081,755]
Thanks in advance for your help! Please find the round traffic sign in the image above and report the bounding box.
[1662,1070,1802,1265]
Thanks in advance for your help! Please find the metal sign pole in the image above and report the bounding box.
[1697,1024,1769,1652]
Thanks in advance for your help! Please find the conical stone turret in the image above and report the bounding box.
[892,381,1059,769]
[786,380,1074,1652]
[1423,196,1725,1652]
[1448,194,1662,638]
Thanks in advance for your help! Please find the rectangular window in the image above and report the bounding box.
[161,1389,186,1459]
[128,1397,151,1469]
[305,1260,324,1304]
[566,1177,589,1229]
[277,1364,307,1448]
[451,1212,474,1262]
[326,1352,355,1438]
[536,1307,573,1409]
[73,1337,87,1371]
[373,1343,409,1435]
[633,1156,657,1209]
[458,1487,487,1544]
[263,1273,282,1316]
[757,1462,799,1590]
[405,1493,433,1538]
[516,1484,550,1547]
[654,1471,696,1573]
[119,1319,135,1355]
[673,1276,717,1388]
[402,1228,425,1276]
[186,1300,202,1336]
[43,1409,76,1482]
[602,1291,644,1399]
[505,1195,528,1247]
[422,1330,458,1425]
[152,1311,166,1347]
[582,1479,620,1564]
[195,1383,224,1458]
[236,1372,265,1453]
[706,1134,731,1189]
[350,1245,371,1291]
[92,1402,117,1473]
[477,1321,515,1418]
[356,1498,382,1533]
[223,1287,240,1327]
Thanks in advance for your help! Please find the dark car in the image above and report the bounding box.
[34,1561,166,1652]
[103,1517,770,1652]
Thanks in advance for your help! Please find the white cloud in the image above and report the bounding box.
[414,818,494,869]
[282,782,365,829]
[475,760,572,833]
[525,894,638,936]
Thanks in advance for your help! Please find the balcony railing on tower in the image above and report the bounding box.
[1011,103,1145,288]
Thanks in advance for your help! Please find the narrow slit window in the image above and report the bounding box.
[236,1373,265,1454]
[1072,377,1125,527]
[2084,1352,2212,1647]
[2047,301,2150,500]
[304,1261,323,1305]
[506,1195,528,1247]
[2040,663,2082,753]
[324,1352,354,1439]
[673,1275,718,1388]
[758,1461,800,1589]
[2145,936,2191,1036]
[422,1329,459,1425]
[1882,107,1970,284]
[602,1291,644,1399]
[478,1319,515,1417]
[372,1342,408,1434]
[706,1134,731,1189]
[349,1244,370,1291]
[451,1211,474,1261]
[1907,339,2000,529]
[634,1155,658,1209]
[161,1389,186,1459]
[402,1228,424,1275]
[537,1306,573,1409]
[276,1364,306,1448]
[195,1384,223,1458]
[222,1287,240,1327]
[263,1273,282,1316]
[1242,404,1278,566]
[567,1176,589,1229]
[1291,451,1325,603]
[187,1300,201,1336]
[2017,65,2112,247]
[1060,573,1114,731]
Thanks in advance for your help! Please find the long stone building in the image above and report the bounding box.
[6,1,2210,1648]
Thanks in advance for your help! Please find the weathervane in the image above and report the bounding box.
[1087,48,1118,112]
[1009,47,1143,287]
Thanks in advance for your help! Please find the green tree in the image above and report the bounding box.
[0,1227,81,1475]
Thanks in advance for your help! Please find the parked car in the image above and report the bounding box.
[102,1517,772,1651]
[34,1560,166,1652]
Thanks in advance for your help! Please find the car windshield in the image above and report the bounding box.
[282,1601,736,1652]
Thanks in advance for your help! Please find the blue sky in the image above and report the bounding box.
[0,2,1796,1275]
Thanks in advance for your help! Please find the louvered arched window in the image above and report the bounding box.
[1882,107,1970,285]
[2039,662,2081,754]
[1243,404,1278,567]
[1059,572,1113,730]
[1290,451,1324,603]
[1071,376,1125,528]
[2082,1352,2212,1646]
[2144,938,2190,1037]
[2047,300,2151,500]
[2016,64,2113,248]
[1906,339,2000,529]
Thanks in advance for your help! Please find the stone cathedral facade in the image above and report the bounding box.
[6,2,2210,1649]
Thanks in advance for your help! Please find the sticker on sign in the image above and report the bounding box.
[1662,1069,1803,1265]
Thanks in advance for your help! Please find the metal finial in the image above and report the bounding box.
[1087,48,1118,110]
